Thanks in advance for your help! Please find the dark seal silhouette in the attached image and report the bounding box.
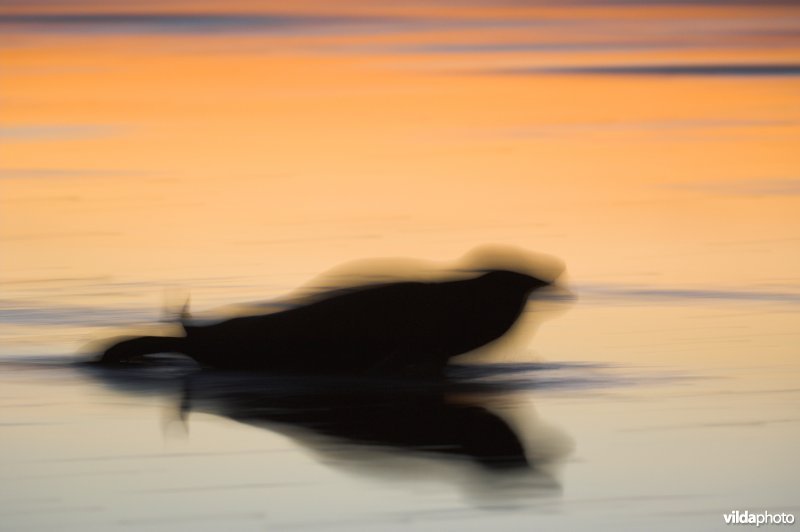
[96,253,562,376]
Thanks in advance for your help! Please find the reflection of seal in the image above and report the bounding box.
[98,269,553,376]
[186,372,532,469]
[77,365,572,505]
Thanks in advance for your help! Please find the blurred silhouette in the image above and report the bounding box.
[188,373,528,469]
[78,364,572,504]
[95,247,566,377]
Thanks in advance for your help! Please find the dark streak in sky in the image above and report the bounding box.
[499,63,800,77]
[0,12,395,34]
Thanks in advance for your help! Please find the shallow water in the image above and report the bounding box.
[2,1,800,530]
[1,297,798,531]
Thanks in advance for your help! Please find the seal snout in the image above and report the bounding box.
[478,270,552,293]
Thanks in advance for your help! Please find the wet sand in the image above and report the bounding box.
[1,297,798,532]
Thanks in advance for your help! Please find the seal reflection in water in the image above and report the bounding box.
[79,365,572,504]
[187,373,571,503]
[97,247,565,377]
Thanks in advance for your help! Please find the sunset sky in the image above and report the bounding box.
[3,0,799,297]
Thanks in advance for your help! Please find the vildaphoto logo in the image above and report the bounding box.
[723,511,795,527]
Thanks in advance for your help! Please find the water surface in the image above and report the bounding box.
[2,1,799,530]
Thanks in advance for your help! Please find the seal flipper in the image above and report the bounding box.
[98,335,188,365]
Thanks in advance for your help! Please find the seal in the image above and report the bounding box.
[98,268,555,376]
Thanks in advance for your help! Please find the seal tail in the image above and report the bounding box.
[161,288,191,326]
[98,335,188,365]
[179,295,191,322]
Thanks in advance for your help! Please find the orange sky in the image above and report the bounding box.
[2,1,800,293]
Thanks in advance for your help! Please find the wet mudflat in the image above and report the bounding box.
[1,297,797,532]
